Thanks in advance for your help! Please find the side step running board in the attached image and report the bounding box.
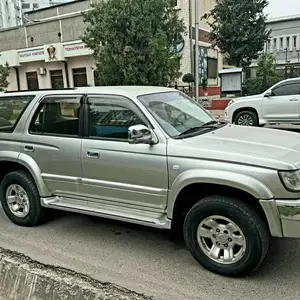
[41,196,171,229]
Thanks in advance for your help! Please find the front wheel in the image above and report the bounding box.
[183,195,270,277]
[234,110,258,126]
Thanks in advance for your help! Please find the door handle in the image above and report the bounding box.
[290,98,298,101]
[24,145,34,152]
[87,151,100,159]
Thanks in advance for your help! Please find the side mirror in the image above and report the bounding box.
[128,124,157,145]
[264,91,272,97]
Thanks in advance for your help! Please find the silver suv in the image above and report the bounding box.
[0,86,300,277]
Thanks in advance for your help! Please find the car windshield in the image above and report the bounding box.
[137,91,215,138]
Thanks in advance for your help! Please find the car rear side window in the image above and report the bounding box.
[0,95,35,133]
[29,95,82,137]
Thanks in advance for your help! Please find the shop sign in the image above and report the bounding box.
[18,48,45,62]
[64,42,93,57]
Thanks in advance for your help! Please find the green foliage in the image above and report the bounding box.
[83,0,186,86]
[203,0,270,68]
[243,52,284,95]
[242,75,283,96]
[201,77,208,89]
[256,53,277,77]
[0,63,10,91]
[182,73,194,83]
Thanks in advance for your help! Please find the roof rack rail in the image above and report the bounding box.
[4,88,77,93]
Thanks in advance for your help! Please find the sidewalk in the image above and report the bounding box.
[208,109,225,119]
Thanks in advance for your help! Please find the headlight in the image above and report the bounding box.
[279,170,300,192]
[227,99,235,106]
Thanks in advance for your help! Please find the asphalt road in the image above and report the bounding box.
[0,208,299,300]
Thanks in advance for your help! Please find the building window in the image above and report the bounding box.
[273,38,277,50]
[50,70,64,89]
[294,36,297,48]
[286,36,290,48]
[280,37,283,48]
[72,68,87,87]
[22,3,30,9]
[207,58,218,79]
[32,3,39,9]
[26,72,39,90]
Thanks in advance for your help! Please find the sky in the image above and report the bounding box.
[265,0,300,18]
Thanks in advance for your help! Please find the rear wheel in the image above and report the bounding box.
[183,195,269,277]
[0,171,45,226]
[234,110,258,126]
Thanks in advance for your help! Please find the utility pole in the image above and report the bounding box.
[195,0,199,102]
[285,48,288,79]
[188,0,193,75]
[263,41,267,90]
[297,50,300,77]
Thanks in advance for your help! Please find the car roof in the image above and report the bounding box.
[0,86,176,98]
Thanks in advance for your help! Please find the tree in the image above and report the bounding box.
[0,63,10,91]
[83,0,186,86]
[202,0,270,68]
[242,52,284,95]
[256,53,277,78]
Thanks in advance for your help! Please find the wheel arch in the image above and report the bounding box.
[0,152,50,197]
[232,107,259,124]
[168,170,275,234]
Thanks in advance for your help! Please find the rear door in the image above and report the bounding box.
[261,80,300,123]
[21,94,84,197]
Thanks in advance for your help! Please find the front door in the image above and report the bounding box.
[81,94,168,211]
[262,79,300,123]
[22,94,84,197]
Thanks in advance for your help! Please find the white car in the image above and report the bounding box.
[224,77,300,126]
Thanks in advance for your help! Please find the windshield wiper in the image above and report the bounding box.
[200,120,220,127]
[178,121,220,137]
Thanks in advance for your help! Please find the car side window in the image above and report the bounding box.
[0,95,34,133]
[29,95,82,136]
[88,96,148,141]
[272,82,300,96]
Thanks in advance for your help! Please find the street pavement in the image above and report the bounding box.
[0,208,300,300]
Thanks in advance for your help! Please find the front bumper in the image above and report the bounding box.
[260,199,300,238]
[276,199,300,238]
[224,109,231,123]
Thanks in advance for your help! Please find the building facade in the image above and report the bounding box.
[22,0,72,14]
[0,0,22,29]
[251,14,300,78]
[0,0,228,95]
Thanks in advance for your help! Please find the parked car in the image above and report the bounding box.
[1,87,300,277]
[225,77,300,126]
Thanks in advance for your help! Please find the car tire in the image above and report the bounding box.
[183,195,270,277]
[234,110,258,126]
[0,170,45,226]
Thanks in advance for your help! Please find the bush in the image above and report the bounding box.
[182,73,194,84]
[242,75,284,96]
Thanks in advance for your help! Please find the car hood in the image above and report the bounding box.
[234,94,263,101]
[179,125,300,170]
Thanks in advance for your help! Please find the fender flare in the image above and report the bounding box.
[167,169,273,218]
[0,151,50,197]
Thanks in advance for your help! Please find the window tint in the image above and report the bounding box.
[0,95,34,133]
[272,82,300,96]
[29,96,81,136]
[89,97,146,140]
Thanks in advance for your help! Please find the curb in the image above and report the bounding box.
[0,247,153,300]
